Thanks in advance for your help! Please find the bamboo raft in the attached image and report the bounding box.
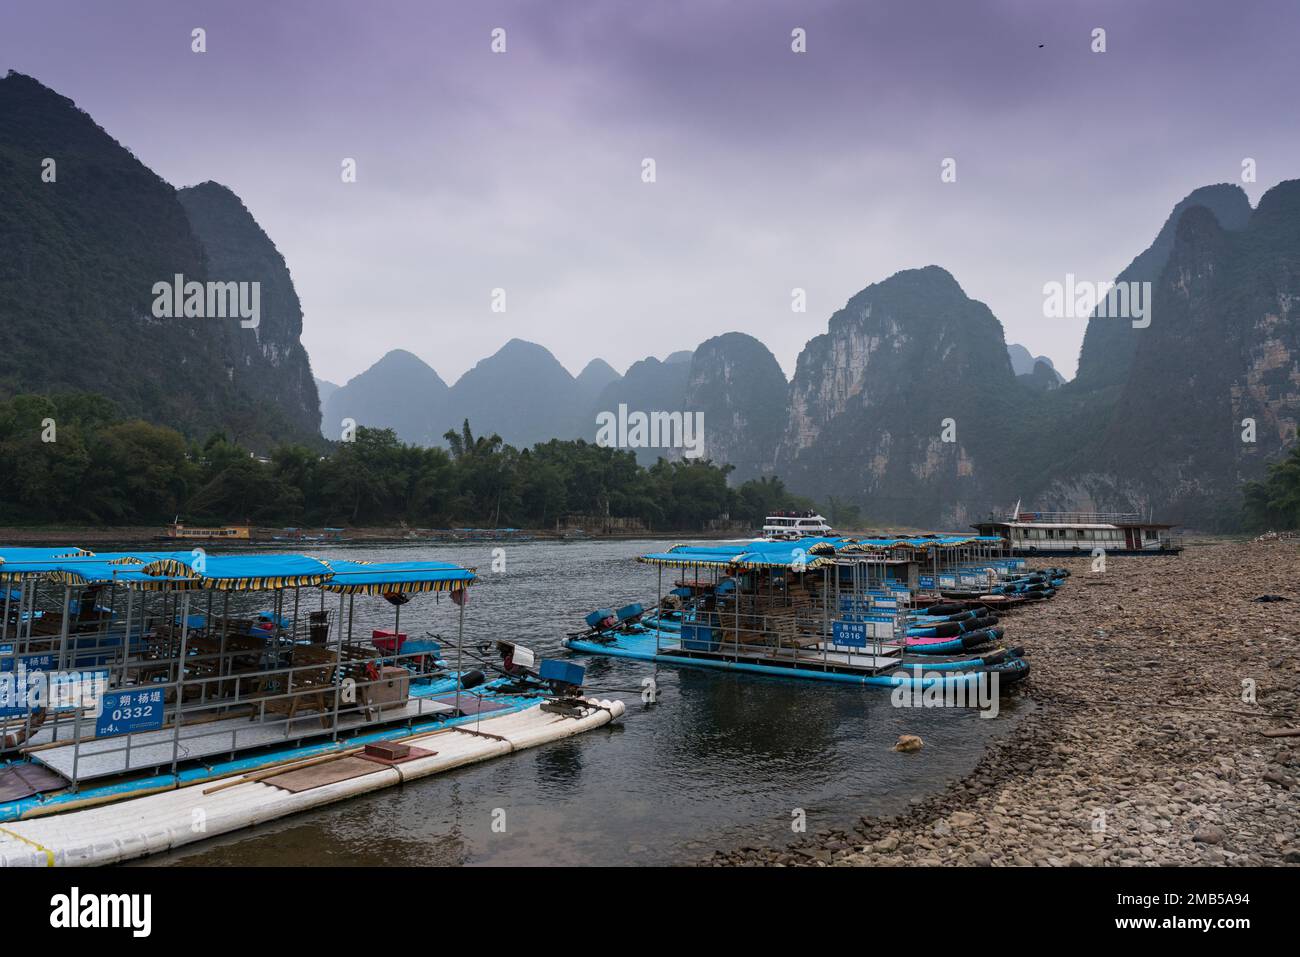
[0,698,624,867]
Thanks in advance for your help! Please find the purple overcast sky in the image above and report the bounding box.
[3,0,1297,383]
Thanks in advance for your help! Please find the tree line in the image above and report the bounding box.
[1242,442,1300,531]
[0,393,822,530]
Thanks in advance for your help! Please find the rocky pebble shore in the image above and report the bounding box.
[707,541,1300,866]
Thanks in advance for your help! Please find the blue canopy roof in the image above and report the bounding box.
[0,555,198,588]
[0,546,479,594]
[139,553,335,590]
[90,551,197,565]
[319,560,476,594]
[638,546,751,568]
[637,533,1004,570]
[638,538,842,570]
[0,546,93,566]
[729,543,835,569]
[45,560,196,588]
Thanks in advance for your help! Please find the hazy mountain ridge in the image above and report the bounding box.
[574,358,621,403]
[677,333,787,480]
[1072,183,1253,392]
[1007,343,1065,384]
[585,355,694,464]
[442,338,584,448]
[326,337,789,475]
[321,349,448,444]
[314,181,1300,529]
[176,181,322,442]
[8,74,1295,529]
[315,377,340,406]
[1054,181,1300,527]
[0,72,320,448]
[774,266,1021,526]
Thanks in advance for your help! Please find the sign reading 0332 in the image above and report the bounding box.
[97,688,165,737]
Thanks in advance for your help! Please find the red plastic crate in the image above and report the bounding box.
[371,629,407,653]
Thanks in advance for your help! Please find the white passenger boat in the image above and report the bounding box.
[761,511,834,540]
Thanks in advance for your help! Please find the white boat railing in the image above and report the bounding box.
[1007,510,1144,524]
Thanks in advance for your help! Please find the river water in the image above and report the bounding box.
[140,538,1023,866]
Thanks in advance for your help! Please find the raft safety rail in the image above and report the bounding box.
[6,644,468,792]
[650,562,910,674]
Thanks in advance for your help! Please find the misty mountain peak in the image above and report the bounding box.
[443,338,579,447]
[492,338,567,367]
[364,348,445,382]
[575,358,621,401]
[1073,181,1254,392]
[1007,343,1064,382]
[1250,178,1300,231]
[577,357,619,380]
[1174,183,1252,230]
[181,179,242,202]
[682,333,788,478]
[322,349,447,443]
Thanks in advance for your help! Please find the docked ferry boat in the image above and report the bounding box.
[159,521,251,541]
[761,511,834,540]
[972,510,1181,556]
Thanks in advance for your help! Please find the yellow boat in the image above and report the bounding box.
[161,522,251,541]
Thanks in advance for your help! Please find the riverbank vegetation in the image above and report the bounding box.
[1242,442,1300,531]
[0,393,823,530]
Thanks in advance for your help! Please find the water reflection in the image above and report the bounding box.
[533,737,585,790]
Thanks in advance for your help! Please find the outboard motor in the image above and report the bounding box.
[615,603,644,627]
[497,640,537,678]
[585,608,616,633]
[539,659,590,716]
